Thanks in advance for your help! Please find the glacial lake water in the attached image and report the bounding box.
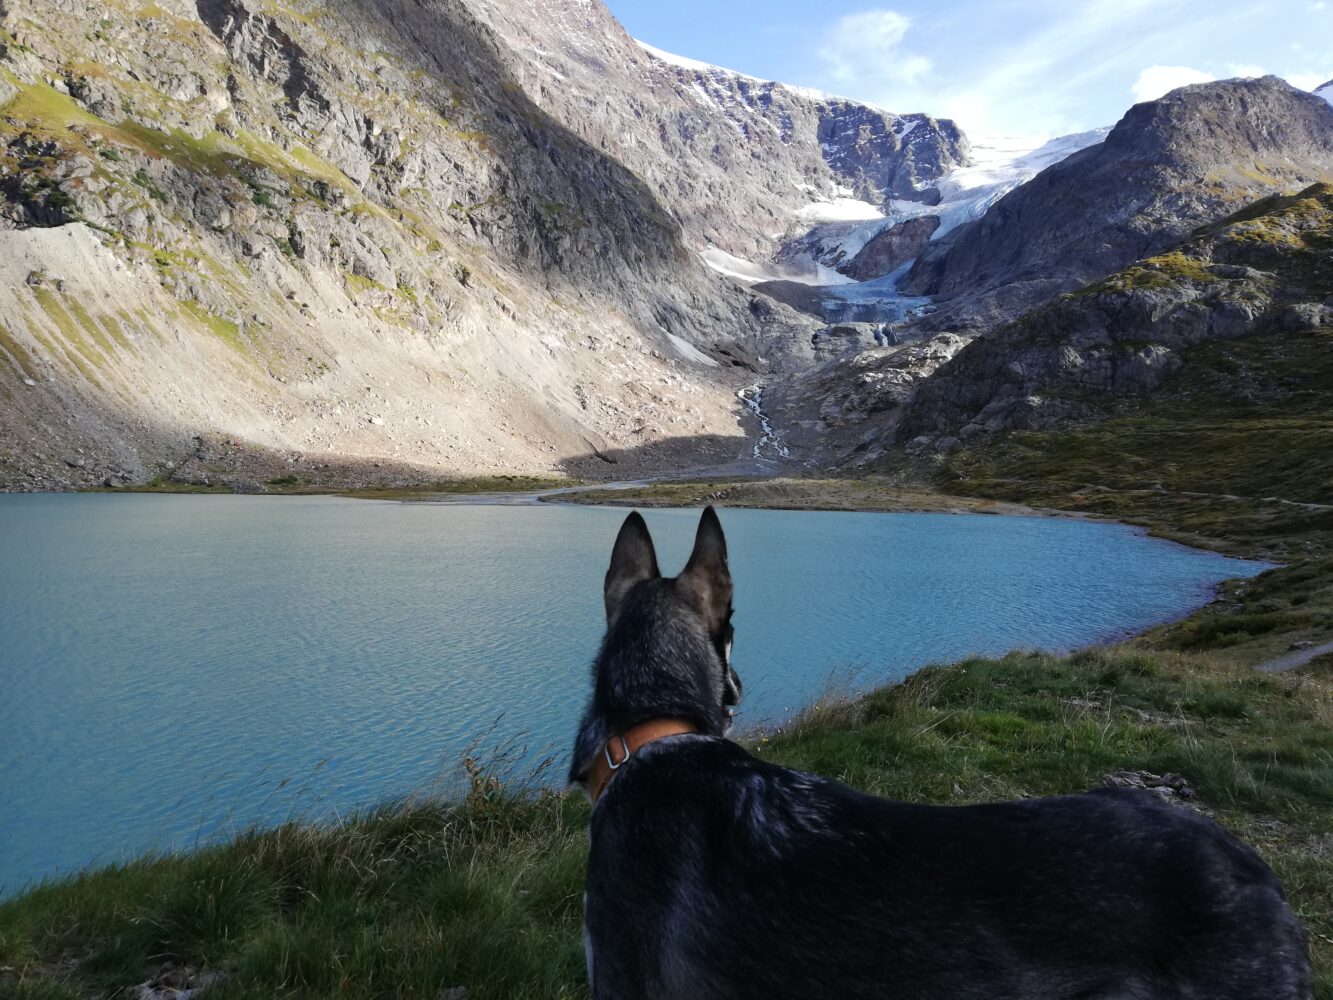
[0,494,1272,894]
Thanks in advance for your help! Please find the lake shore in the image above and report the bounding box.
[84,471,1271,560]
[71,467,1333,672]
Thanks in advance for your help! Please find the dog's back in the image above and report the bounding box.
[571,510,1313,1000]
[586,737,1310,1000]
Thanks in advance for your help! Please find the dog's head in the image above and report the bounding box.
[596,506,741,730]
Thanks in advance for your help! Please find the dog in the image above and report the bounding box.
[568,508,1312,1000]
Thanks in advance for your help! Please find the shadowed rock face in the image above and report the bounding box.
[903,77,1333,328]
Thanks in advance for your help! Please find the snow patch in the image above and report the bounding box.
[701,246,855,286]
[921,128,1111,237]
[1317,81,1333,106]
[635,40,763,83]
[634,40,891,112]
[665,333,719,367]
[793,198,885,223]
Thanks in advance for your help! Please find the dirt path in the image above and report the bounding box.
[1256,639,1333,673]
[410,478,658,506]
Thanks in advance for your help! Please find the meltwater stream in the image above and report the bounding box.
[0,495,1272,893]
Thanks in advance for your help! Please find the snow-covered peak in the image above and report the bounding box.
[1316,80,1333,106]
[634,39,890,112]
[763,126,1112,294]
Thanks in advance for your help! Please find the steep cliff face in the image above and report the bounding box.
[901,184,1333,446]
[463,2,968,259]
[903,77,1333,328]
[843,216,940,280]
[0,0,830,490]
[814,100,966,208]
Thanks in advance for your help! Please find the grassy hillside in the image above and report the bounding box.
[943,325,1333,532]
[1,644,1329,1000]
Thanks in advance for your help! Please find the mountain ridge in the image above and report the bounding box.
[0,0,985,490]
[901,76,1333,329]
[1,0,1330,492]
[901,182,1333,447]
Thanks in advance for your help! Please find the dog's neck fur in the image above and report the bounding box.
[569,580,731,789]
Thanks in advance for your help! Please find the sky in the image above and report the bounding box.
[603,0,1333,140]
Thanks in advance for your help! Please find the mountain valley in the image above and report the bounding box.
[0,0,1330,494]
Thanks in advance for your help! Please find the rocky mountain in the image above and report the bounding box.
[902,77,1333,328]
[784,130,1111,280]
[902,183,1333,448]
[748,130,1112,325]
[445,3,968,259]
[3,0,1328,492]
[840,216,941,281]
[761,179,1333,470]
[0,0,980,491]
[762,330,975,463]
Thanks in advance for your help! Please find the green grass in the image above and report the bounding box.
[341,270,386,299]
[550,477,1029,515]
[1076,249,1221,295]
[946,331,1333,501]
[334,476,583,500]
[181,302,246,356]
[1,649,1328,999]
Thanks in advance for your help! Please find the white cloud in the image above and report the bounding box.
[1130,65,1215,102]
[818,10,932,92]
[803,0,1324,139]
[1286,71,1328,91]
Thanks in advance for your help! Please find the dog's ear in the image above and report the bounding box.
[605,511,660,620]
[679,506,732,635]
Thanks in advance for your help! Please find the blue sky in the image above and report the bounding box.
[604,1,1333,139]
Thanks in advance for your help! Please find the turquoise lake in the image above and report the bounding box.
[0,495,1272,894]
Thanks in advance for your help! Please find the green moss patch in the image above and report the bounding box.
[180,302,246,355]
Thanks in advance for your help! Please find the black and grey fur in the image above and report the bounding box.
[569,508,1313,1000]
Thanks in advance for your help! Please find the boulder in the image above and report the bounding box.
[1281,302,1330,332]
[846,215,940,280]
